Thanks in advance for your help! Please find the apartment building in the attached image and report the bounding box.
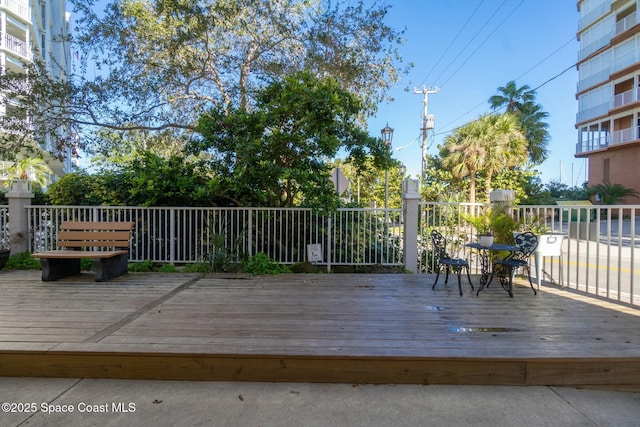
[576,0,640,201]
[0,0,71,178]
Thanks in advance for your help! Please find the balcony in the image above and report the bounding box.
[579,0,612,30]
[576,134,609,154]
[577,67,610,93]
[1,32,30,59]
[612,87,640,108]
[578,33,612,62]
[576,102,610,124]
[612,126,638,144]
[616,11,638,35]
[0,0,29,21]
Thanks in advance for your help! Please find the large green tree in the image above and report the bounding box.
[489,80,550,164]
[194,71,392,208]
[440,113,528,203]
[0,0,406,161]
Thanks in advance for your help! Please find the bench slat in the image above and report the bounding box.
[60,221,134,231]
[58,241,130,248]
[32,250,129,259]
[58,230,132,242]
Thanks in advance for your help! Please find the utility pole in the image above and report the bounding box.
[414,86,439,179]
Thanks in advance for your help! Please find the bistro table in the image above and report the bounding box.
[466,242,520,297]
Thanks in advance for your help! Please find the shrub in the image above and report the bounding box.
[3,252,41,270]
[183,262,212,273]
[128,259,155,272]
[157,263,178,272]
[242,252,290,275]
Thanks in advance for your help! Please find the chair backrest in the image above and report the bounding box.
[430,230,451,260]
[513,232,538,259]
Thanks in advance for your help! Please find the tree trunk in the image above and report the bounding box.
[469,172,476,203]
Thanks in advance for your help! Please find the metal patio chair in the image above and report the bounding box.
[493,232,538,297]
[430,230,473,296]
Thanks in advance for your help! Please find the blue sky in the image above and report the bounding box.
[367,0,582,186]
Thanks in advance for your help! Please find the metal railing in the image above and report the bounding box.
[2,33,30,59]
[0,205,8,249]
[0,202,636,307]
[419,203,639,307]
[25,205,403,269]
[0,0,29,20]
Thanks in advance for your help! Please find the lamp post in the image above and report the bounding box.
[381,123,394,224]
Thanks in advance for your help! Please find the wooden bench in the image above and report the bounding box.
[32,221,134,282]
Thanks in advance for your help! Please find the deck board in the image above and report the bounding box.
[0,271,639,386]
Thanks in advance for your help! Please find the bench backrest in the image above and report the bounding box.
[57,221,134,250]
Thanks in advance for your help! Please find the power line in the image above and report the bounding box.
[419,0,486,87]
[440,0,526,87]
[435,36,575,133]
[433,62,577,138]
[430,0,509,86]
[514,36,576,82]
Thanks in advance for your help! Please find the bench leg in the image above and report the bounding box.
[40,258,81,282]
[94,254,129,282]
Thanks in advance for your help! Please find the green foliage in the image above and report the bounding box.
[489,81,550,164]
[157,263,178,272]
[1,0,406,158]
[200,232,241,273]
[242,252,291,276]
[128,260,155,272]
[3,252,41,270]
[421,156,468,202]
[81,259,93,271]
[332,157,405,208]
[440,113,528,202]
[464,207,519,244]
[195,71,391,209]
[587,182,639,205]
[45,152,220,206]
[290,262,319,273]
[0,157,54,188]
[46,172,106,205]
[183,262,212,273]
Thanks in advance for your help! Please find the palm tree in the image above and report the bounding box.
[1,157,53,188]
[587,182,639,205]
[489,81,534,113]
[441,113,527,203]
[489,80,550,164]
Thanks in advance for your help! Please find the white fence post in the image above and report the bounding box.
[6,180,34,253]
[169,208,176,264]
[402,179,421,273]
[326,215,332,273]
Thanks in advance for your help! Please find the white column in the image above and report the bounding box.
[402,179,420,273]
[6,179,34,253]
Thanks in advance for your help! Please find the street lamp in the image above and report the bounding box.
[381,123,394,223]
[381,123,394,146]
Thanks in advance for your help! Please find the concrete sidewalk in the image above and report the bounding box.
[1,377,639,426]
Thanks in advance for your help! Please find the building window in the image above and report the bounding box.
[603,158,610,183]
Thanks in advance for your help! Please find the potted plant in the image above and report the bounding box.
[464,210,494,247]
[465,206,519,247]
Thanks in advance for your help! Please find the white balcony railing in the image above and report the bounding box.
[578,33,612,61]
[0,0,29,21]
[576,102,610,123]
[577,67,610,93]
[612,126,636,144]
[612,87,636,108]
[2,33,30,59]
[576,133,609,153]
[579,0,612,30]
[615,11,638,35]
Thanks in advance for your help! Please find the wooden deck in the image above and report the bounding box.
[1,271,639,386]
